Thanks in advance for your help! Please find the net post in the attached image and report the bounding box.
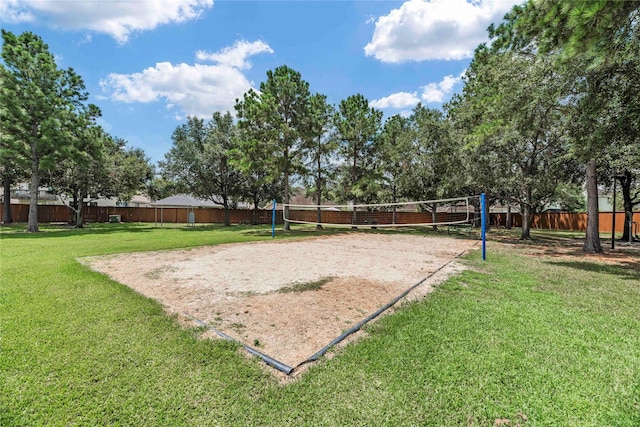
[272,199,277,238]
[480,193,486,261]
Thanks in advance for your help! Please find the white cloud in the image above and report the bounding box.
[2,0,213,43]
[100,40,273,118]
[370,92,420,109]
[0,0,34,22]
[364,0,520,63]
[195,40,273,69]
[373,71,465,112]
[420,73,463,103]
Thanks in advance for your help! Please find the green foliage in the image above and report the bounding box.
[492,0,640,69]
[235,66,311,230]
[406,105,460,202]
[488,0,640,249]
[551,182,587,212]
[376,114,410,204]
[301,93,337,208]
[334,94,383,205]
[450,48,581,239]
[161,113,243,225]
[110,144,154,203]
[0,30,91,232]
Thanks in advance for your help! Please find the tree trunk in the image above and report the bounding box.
[71,188,79,225]
[520,187,532,239]
[619,173,635,242]
[472,198,481,228]
[283,164,290,232]
[431,202,438,231]
[392,185,397,225]
[351,146,358,230]
[27,153,39,233]
[484,197,491,232]
[506,204,512,229]
[316,151,323,230]
[75,197,85,228]
[351,200,358,229]
[316,189,323,230]
[521,202,531,240]
[2,178,13,224]
[223,198,230,226]
[583,159,603,253]
[252,192,261,225]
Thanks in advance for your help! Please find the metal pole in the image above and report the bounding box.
[480,193,486,261]
[611,179,616,250]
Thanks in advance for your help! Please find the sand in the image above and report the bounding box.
[82,233,477,370]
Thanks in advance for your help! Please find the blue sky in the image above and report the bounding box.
[2,0,520,164]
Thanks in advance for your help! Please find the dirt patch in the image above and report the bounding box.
[82,233,476,370]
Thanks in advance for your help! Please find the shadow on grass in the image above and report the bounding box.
[491,231,584,247]
[544,260,640,281]
[0,223,155,239]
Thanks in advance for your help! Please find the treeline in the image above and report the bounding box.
[2,2,639,253]
[155,3,640,250]
[152,73,462,229]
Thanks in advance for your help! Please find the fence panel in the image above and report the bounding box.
[1,203,639,233]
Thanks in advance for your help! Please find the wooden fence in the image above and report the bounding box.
[490,211,640,233]
[0,204,281,225]
[1,203,638,233]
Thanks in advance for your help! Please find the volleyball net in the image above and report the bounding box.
[282,196,479,229]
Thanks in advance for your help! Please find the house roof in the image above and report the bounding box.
[130,194,153,206]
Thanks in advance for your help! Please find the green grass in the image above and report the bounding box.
[1,223,639,426]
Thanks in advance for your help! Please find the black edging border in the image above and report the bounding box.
[181,249,467,375]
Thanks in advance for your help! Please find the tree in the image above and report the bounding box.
[230,129,283,225]
[377,114,410,215]
[46,128,153,228]
[301,93,337,228]
[1,30,90,232]
[161,113,242,226]
[453,47,580,239]
[108,142,154,206]
[334,94,382,226]
[0,120,27,224]
[45,106,105,227]
[490,0,640,250]
[597,58,640,241]
[405,105,461,228]
[145,175,181,203]
[551,182,586,212]
[235,66,311,231]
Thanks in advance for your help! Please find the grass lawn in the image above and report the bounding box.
[1,223,639,426]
